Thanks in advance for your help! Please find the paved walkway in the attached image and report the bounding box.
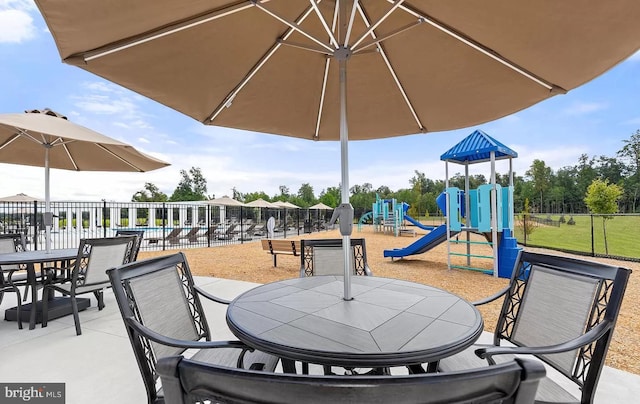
[0,277,638,403]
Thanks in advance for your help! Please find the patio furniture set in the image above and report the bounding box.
[1,233,632,403]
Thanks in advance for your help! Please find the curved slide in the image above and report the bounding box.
[383,224,458,258]
[403,214,435,231]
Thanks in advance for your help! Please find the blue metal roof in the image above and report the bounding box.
[440,129,517,164]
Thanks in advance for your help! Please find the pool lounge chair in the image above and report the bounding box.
[215,223,238,240]
[179,227,202,243]
[146,228,184,245]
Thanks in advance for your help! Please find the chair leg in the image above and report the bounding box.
[12,286,23,330]
[94,290,105,310]
[71,296,82,335]
[41,287,50,328]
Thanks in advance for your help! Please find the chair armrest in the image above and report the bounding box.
[126,318,253,368]
[195,285,231,305]
[126,317,247,350]
[472,284,510,306]
[475,321,612,364]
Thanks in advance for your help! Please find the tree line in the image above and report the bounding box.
[132,131,640,217]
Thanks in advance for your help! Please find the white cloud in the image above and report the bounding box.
[0,5,35,43]
[563,102,607,116]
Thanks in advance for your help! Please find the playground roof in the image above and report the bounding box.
[440,129,518,164]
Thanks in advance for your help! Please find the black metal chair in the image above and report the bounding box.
[158,355,544,404]
[115,229,145,261]
[438,250,632,404]
[41,236,137,335]
[299,238,372,277]
[0,233,29,328]
[107,252,279,404]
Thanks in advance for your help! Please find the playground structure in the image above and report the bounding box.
[358,194,433,237]
[383,130,520,278]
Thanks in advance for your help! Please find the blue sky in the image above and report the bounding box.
[1,1,640,202]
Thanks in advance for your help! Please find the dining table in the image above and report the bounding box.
[226,275,483,373]
[0,248,85,330]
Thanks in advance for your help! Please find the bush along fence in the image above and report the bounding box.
[0,200,334,252]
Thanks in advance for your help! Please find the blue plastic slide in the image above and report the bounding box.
[403,214,435,231]
[383,224,458,258]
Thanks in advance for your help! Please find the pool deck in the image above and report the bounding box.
[1,277,638,403]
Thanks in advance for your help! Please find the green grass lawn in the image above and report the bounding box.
[513,214,640,259]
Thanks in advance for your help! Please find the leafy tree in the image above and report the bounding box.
[278,185,290,200]
[297,183,316,205]
[319,186,340,208]
[584,179,623,255]
[409,170,429,194]
[244,191,271,203]
[132,182,168,202]
[525,159,552,212]
[170,167,208,201]
[617,130,640,212]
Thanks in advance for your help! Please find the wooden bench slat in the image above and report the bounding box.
[261,239,301,267]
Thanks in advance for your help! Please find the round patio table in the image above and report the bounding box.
[0,248,80,329]
[226,275,483,370]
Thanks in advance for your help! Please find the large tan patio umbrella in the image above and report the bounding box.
[0,109,170,252]
[35,1,640,298]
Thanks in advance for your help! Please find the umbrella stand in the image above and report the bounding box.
[44,145,52,253]
[338,54,354,301]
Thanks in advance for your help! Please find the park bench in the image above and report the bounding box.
[261,239,301,267]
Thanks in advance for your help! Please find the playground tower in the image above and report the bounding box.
[440,130,519,277]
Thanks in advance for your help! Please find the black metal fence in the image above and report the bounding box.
[0,200,334,252]
[514,213,640,261]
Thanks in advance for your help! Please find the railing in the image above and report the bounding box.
[0,201,334,252]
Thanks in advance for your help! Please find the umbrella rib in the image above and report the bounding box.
[351,0,406,49]
[355,3,425,131]
[314,2,340,140]
[315,58,331,140]
[0,133,22,151]
[208,3,320,123]
[94,144,144,171]
[80,2,256,62]
[394,1,565,93]
[61,143,80,171]
[253,1,334,53]
[344,0,360,45]
[351,19,423,54]
[309,0,339,48]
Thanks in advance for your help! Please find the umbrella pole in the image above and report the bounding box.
[339,56,353,301]
[45,146,52,253]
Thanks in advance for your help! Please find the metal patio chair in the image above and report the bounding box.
[41,236,136,335]
[299,238,373,277]
[115,229,145,261]
[0,233,30,328]
[107,252,279,404]
[158,355,544,404]
[438,250,632,404]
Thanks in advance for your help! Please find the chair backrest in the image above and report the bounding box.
[115,230,145,261]
[158,355,544,404]
[72,236,136,288]
[496,251,631,403]
[107,253,211,404]
[300,238,372,277]
[0,233,26,271]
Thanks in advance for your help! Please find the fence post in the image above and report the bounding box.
[33,200,39,251]
[590,214,595,257]
[523,214,527,246]
[102,200,107,238]
[161,202,166,251]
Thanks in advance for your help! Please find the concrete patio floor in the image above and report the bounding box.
[1,276,638,403]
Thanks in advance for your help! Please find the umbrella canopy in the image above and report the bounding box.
[35,0,640,296]
[205,196,245,206]
[309,202,334,210]
[272,201,300,209]
[0,193,43,202]
[0,109,170,252]
[245,198,278,208]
